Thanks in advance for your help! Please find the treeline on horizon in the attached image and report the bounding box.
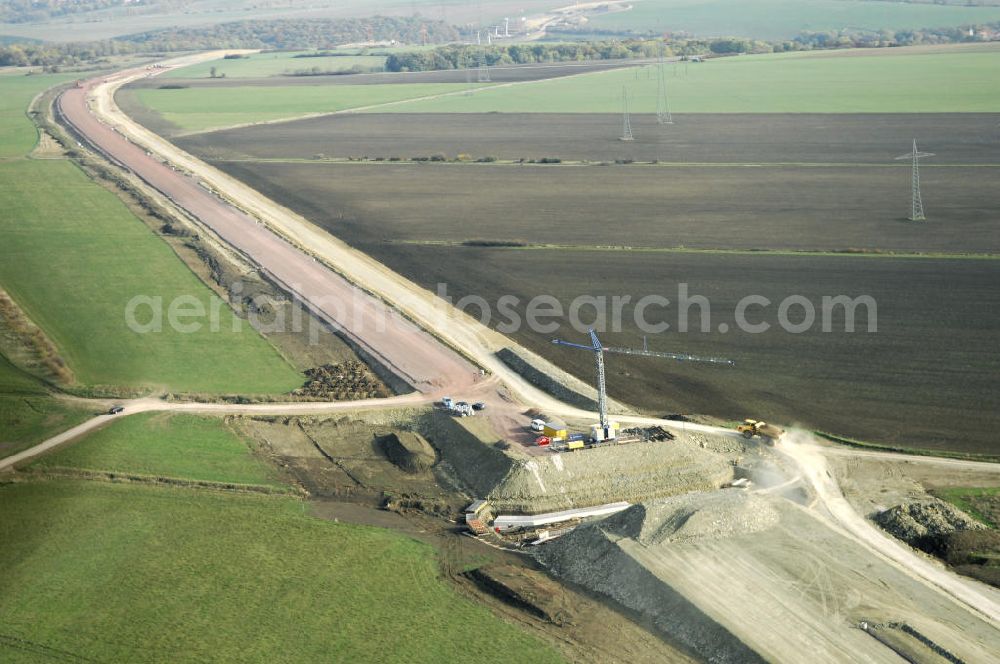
[385,24,999,72]
[0,14,996,70]
[0,16,458,68]
[0,0,141,24]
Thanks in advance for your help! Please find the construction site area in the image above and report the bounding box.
[99,51,1000,662]
[4,40,997,663]
[230,389,1000,663]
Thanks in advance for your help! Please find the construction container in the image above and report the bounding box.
[566,440,586,451]
[543,419,568,439]
[590,422,619,442]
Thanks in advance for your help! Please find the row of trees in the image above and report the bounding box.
[1,15,995,71]
[385,21,999,72]
[119,16,459,51]
[0,15,460,69]
[0,40,135,68]
[384,38,776,72]
[386,41,673,72]
[789,24,999,50]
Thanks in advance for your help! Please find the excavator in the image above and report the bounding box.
[737,419,785,445]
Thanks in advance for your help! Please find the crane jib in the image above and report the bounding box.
[603,346,735,366]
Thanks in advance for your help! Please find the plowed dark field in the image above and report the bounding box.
[214,160,1000,254]
[179,112,1000,165]
[184,113,1000,453]
[375,245,1000,454]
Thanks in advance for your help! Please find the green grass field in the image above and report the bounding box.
[0,71,303,395]
[586,0,1000,40]
[0,355,90,460]
[0,71,74,158]
[0,480,562,663]
[130,82,492,133]
[933,487,1000,528]
[163,51,388,79]
[384,45,1000,113]
[31,412,286,487]
[0,159,302,394]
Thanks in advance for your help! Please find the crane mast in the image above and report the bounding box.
[552,330,734,441]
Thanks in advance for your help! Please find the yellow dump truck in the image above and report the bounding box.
[737,419,785,445]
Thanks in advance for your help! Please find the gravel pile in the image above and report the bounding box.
[874,499,986,546]
[379,431,436,473]
[294,361,391,400]
[537,491,780,663]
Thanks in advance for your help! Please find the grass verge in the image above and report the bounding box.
[29,412,286,488]
[0,480,563,663]
[128,82,493,134]
[0,355,90,460]
[815,431,1000,464]
[931,487,1000,528]
[0,159,302,394]
[0,71,74,159]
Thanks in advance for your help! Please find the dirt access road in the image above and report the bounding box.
[0,393,434,473]
[780,432,1000,626]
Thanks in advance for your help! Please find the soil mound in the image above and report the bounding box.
[875,499,986,544]
[380,431,436,473]
[874,499,986,547]
[295,361,390,400]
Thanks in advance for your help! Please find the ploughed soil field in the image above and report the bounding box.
[214,160,1000,254]
[127,60,647,89]
[375,245,1000,454]
[181,115,1000,453]
[179,112,1000,165]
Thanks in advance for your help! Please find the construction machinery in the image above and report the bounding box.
[737,419,785,445]
[552,330,734,443]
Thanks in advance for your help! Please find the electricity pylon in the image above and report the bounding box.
[895,139,934,221]
[656,56,673,125]
[620,86,634,141]
[476,46,490,82]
